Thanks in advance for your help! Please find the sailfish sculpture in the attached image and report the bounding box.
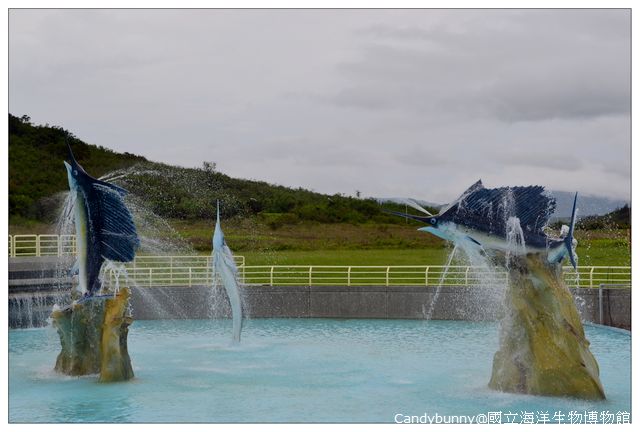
[212,201,244,342]
[64,139,139,297]
[386,180,605,400]
[51,138,139,382]
[386,180,577,268]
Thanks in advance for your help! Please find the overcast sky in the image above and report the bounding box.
[9,9,630,202]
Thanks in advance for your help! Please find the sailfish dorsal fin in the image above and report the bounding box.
[438,180,484,216]
[91,182,139,262]
[439,183,555,235]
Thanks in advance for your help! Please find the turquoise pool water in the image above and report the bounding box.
[9,319,630,423]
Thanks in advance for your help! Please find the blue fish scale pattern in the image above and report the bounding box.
[440,185,556,240]
[91,183,139,262]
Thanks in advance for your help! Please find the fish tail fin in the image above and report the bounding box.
[564,192,578,269]
[64,134,80,166]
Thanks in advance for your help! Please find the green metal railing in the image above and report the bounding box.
[9,234,76,257]
[9,235,631,289]
[7,235,244,267]
[106,264,629,289]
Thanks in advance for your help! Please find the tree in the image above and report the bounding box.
[202,161,217,173]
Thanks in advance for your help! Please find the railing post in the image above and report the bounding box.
[170,256,174,284]
[309,266,313,286]
[590,267,595,289]
[148,268,152,287]
[270,266,274,287]
[465,267,470,286]
[347,266,351,286]
[36,235,41,257]
[425,266,430,286]
[385,266,390,287]
[598,284,604,324]
[189,268,192,287]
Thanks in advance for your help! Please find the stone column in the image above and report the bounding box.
[51,287,134,382]
[488,253,605,400]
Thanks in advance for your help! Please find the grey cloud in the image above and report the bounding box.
[331,87,391,110]
[331,10,630,123]
[8,9,631,203]
[496,151,584,172]
[393,147,450,167]
[599,158,631,179]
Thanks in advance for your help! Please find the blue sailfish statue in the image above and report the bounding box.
[212,201,243,342]
[53,138,139,381]
[387,181,605,400]
[64,139,139,297]
[386,180,578,268]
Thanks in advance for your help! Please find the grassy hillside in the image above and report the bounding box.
[577,205,630,230]
[8,114,630,267]
[171,217,447,251]
[9,114,426,226]
[9,114,147,222]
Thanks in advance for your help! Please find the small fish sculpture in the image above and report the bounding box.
[212,201,243,342]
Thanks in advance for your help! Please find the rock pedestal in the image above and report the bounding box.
[51,287,134,382]
[488,254,605,400]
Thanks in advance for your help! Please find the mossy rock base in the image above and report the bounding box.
[51,288,134,382]
[488,254,605,400]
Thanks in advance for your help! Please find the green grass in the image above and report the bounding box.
[9,219,629,267]
[169,218,449,253]
[9,114,630,269]
[238,239,629,267]
[237,230,630,268]
[574,231,630,267]
[179,222,630,267]
[240,248,452,266]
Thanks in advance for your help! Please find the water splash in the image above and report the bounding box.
[433,187,518,321]
[9,293,52,328]
[14,167,201,328]
[455,245,506,321]
[100,261,129,294]
[53,192,76,303]
[424,244,458,320]
[505,216,526,267]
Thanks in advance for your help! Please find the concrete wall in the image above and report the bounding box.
[572,288,631,330]
[9,282,630,330]
[128,285,503,320]
[9,258,630,330]
[129,285,630,328]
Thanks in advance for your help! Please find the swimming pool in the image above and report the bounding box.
[9,319,630,423]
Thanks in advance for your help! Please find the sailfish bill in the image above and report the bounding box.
[64,138,139,296]
[385,180,578,269]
